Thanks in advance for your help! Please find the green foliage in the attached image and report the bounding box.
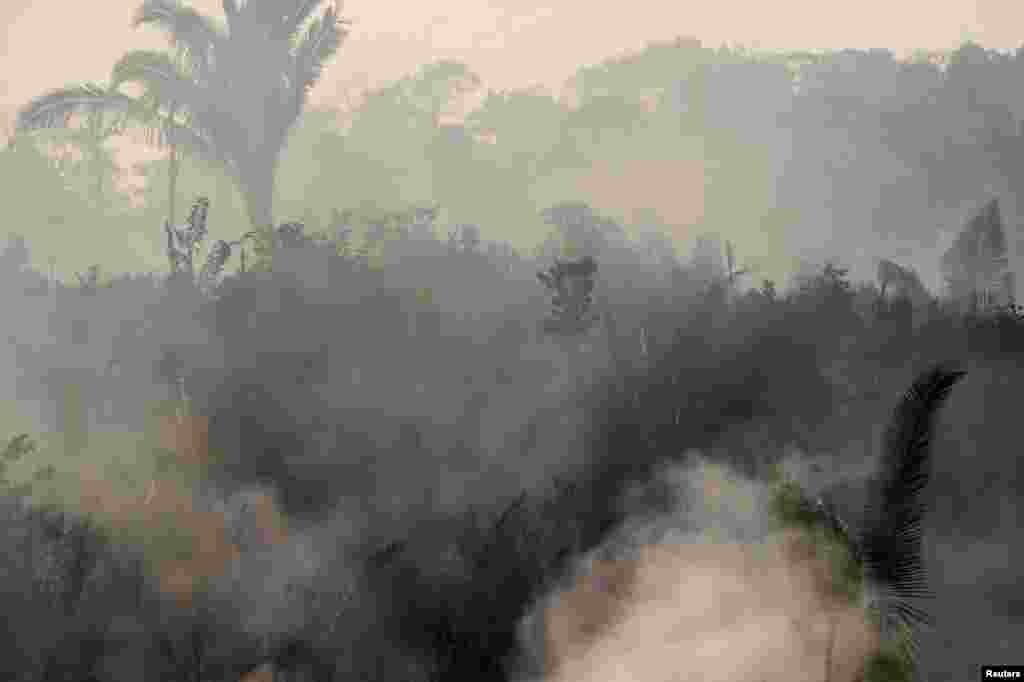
[817,524,864,604]
[767,472,864,604]
[3,41,810,277]
[262,44,802,274]
[1,434,38,498]
[245,224,279,273]
[2,433,36,463]
[862,622,916,682]
[767,473,817,528]
[537,256,600,335]
[7,36,1023,287]
[75,264,107,294]
[0,433,56,498]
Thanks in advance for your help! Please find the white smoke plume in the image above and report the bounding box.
[516,456,881,682]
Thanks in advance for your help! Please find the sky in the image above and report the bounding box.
[0,0,1019,127]
[0,0,1020,279]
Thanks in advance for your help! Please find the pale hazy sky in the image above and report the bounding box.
[0,0,1018,125]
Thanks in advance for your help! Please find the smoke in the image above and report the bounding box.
[517,456,880,682]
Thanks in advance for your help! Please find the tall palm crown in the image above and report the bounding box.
[15,0,348,230]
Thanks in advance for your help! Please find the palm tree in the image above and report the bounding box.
[775,364,966,679]
[15,0,349,231]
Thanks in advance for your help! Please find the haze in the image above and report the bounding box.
[0,2,1021,681]
[0,0,1014,118]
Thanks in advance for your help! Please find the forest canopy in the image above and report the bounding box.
[7,38,1024,294]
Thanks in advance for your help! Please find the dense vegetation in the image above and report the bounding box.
[0,206,1018,681]
[8,35,1024,289]
[2,3,1023,680]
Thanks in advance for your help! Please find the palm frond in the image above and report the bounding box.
[198,239,232,290]
[293,6,346,97]
[132,0,225,74]
[183,195,211,245]
[275,0,330,41]
[108,52,234,166]
[15,84,149,133]
[110,50,206,113]
[860,363,965,648]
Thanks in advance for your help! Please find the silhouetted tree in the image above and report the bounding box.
[537,256,600,335]
[15,0,349,230]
